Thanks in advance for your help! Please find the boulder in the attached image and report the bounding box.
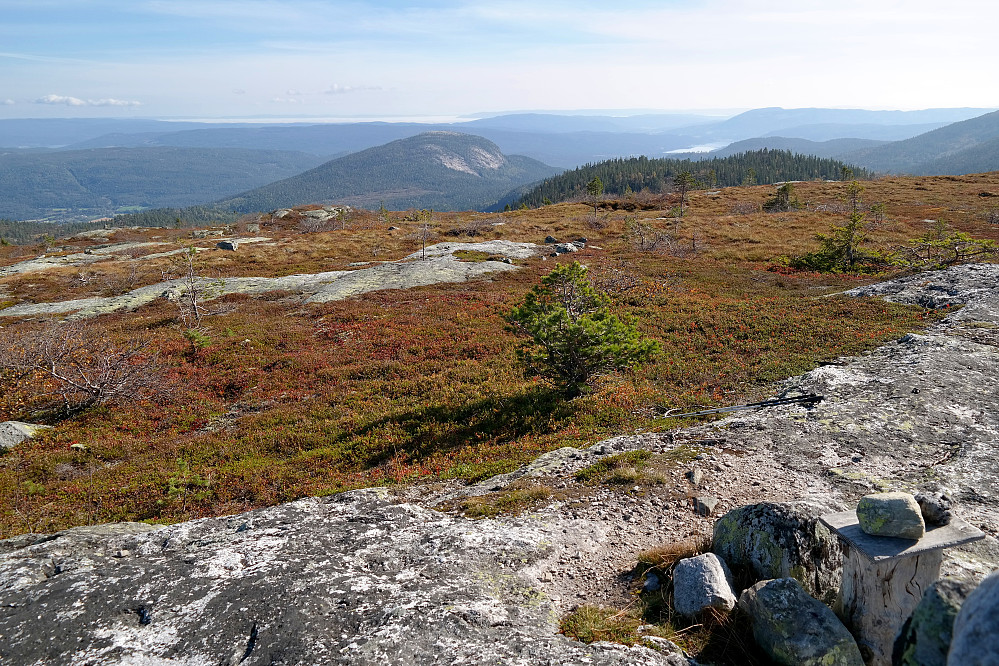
[217,240,239,251]
[894,577,974,666]
[245,223,261,233]
[948,568,999,665]
[712,501,843,600]
[0,421,52,450]
[857,492,925,539]
[672,552,736,616]
[738,578,864,666]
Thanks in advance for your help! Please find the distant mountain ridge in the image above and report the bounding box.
[9,106,989,170]
[2,107,998,223]
[217,132,559,213]
[837,110,999,174]
[0,146,324,222]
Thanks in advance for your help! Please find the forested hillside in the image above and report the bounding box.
[0,146,323,221]
[509,149,867,208]
[840,110,999,174]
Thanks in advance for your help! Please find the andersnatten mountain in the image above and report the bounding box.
[216,131,559,213]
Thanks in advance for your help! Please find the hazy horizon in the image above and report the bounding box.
[2,1,997,121]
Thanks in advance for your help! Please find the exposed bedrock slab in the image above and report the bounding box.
[0,242,539,319]
[682,264,999,561]
[0,489,681,666]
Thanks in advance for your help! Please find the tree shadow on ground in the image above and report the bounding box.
[333,385,575,468]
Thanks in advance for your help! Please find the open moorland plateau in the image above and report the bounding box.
[1,173,998,664]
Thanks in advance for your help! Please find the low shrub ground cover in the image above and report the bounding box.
[2,174,988,536]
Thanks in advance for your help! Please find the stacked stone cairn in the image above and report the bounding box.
[652,497,998,666]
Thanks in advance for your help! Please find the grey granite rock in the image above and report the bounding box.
[694,496,719,517]
[0,421,52,450]
[672,552,736,616]
[895,577,974,666]
[857,492,925,539]
[0,489,681,665]
[948,568,999,665]
[0,242,540,319]
[738,577,863,666]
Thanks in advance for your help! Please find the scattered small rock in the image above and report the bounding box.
[544,235,558,244]
[856,492,925,539]
[694,496,719,517]
[686,469,704,486]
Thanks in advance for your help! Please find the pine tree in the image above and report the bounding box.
[506,262,660,396]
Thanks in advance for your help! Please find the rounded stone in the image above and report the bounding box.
[672,552,736,616]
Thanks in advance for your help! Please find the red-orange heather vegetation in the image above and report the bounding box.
[1,173,997,536]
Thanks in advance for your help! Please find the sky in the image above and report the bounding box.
[1,0,998,121]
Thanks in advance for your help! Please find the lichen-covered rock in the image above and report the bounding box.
[0,489,681,665]
[0,421,52,450]
[894,577,974,666]
[948,568,999,665]
[738,578,864,666]
[712,501,843,600]
[857,492,925,539]
[672,552,736,616]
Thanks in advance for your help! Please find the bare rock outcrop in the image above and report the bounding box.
[0,489,680,666]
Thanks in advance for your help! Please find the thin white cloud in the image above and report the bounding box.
[325,84,382,95]
[1,99,14,105]
[35,94,141,107]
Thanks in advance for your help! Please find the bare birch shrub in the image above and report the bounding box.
[0,321,169,417]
